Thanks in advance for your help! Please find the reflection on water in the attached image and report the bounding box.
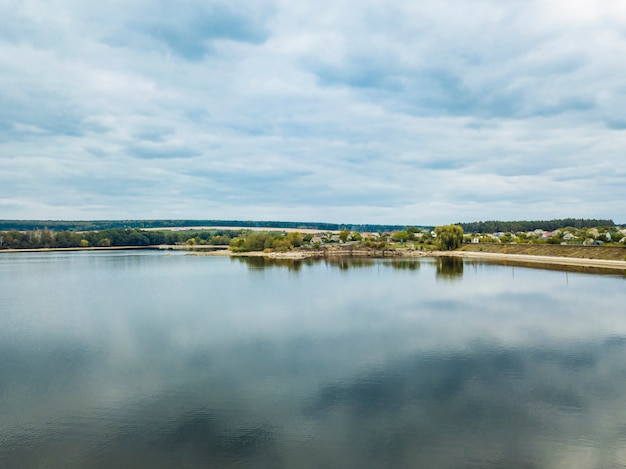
[325,256,375,270]
[472,257,626,277]
[306,336,626,466]
[1,251,626,468]
[389,258,421,270]
[235,256,423,271]
[234,255,306,272]
[436,256,464,279]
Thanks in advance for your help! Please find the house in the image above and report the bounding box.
[309,235,324,244]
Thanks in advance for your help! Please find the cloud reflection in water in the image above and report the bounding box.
[1,252,626,467]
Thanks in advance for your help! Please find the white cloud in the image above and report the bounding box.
[1,0,625,224]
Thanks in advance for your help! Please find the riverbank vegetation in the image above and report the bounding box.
[230,231,305,252]
[2,223,624,261]
[0,228,242,250]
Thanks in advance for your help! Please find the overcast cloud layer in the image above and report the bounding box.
[1,0,625,225]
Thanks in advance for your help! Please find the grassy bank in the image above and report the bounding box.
[460,243,626,261]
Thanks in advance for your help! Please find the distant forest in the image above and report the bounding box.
[457,218,615,233]
[0,219,422,233]
[0,228,244,250]
[0,218,619,236]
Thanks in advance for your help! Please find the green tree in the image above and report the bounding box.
[339,229,350,243]
[165,232,180,245]
[287,232,303,247]
[55,231,81,248]
[98,238,111,247]
[40,229,54,248]
[210,234,231,245]
[391,231,410,243]
[230,237,246,251]
[127,230,150,246]
[499,232,513,243]
[272,237,292,252]
[547,234,563,244]
[434,225,464,250]
[146,231,166,245]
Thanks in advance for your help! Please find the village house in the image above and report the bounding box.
[309,234,325,244]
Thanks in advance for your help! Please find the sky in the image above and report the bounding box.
[1,0,625,225]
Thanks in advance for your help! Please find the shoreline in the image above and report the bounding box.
[1,245,625,272]
[0,246,158,253]
[444,250,626,271]
[191,247,626,271]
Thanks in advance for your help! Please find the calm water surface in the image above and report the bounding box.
[1,251,626,468]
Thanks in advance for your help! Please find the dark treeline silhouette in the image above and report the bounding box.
[0,219,429,233]
[457,218,615,233]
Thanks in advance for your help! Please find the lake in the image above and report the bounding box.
[1,250,626,468]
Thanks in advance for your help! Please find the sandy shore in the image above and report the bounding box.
[444,250,626,271]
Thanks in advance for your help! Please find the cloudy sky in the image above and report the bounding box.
[1,0,625,225]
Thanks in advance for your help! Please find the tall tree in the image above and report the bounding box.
[434,225,464,250]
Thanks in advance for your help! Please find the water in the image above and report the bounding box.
[1,251,626,468]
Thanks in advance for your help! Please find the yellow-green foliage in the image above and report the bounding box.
[434,225,464,250]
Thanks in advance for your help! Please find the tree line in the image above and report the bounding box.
[0,229,242,250]
[0,219,428,233]
[1,218,619,235]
